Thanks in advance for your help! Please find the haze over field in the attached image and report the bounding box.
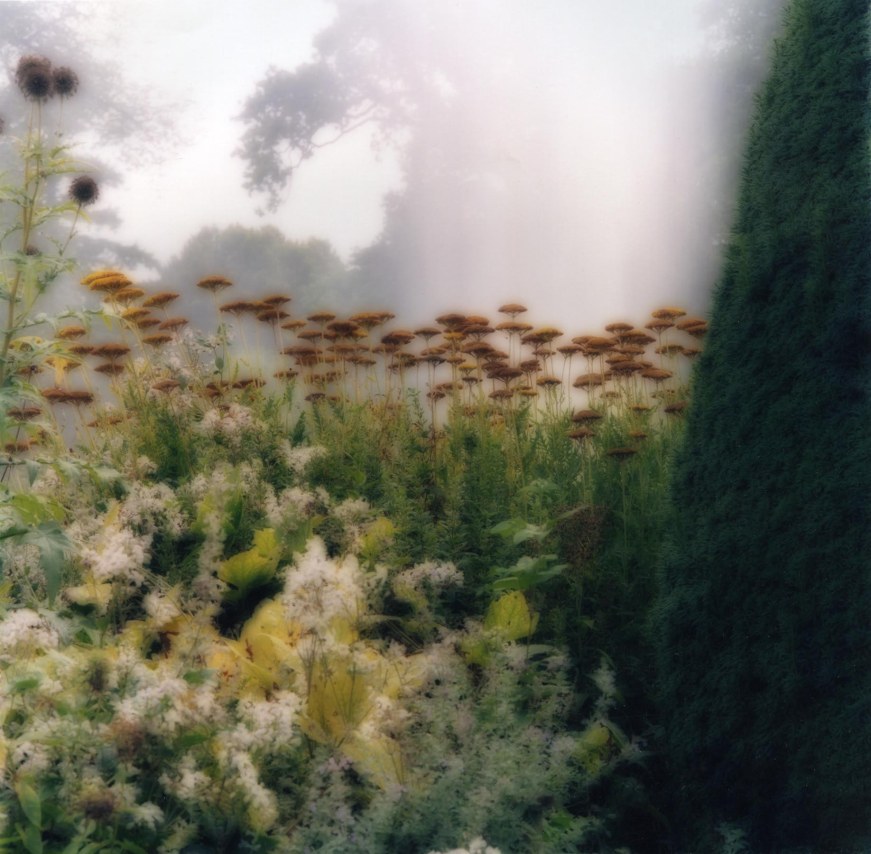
[0,0,786,325]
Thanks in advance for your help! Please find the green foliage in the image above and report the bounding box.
[218,528,281,603]
[654,1,871,849]
[0,57,112,615]
[488,518,568,592]
[289,646,626,853]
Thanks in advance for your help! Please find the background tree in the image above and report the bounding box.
[653,0,870,849]
[159,224,351,327]
[237,0,788,322]
[237,0,529,318]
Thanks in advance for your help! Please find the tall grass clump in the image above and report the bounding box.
[653,0,870,849]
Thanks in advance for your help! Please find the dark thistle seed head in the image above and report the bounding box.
[69,175,99,206]
[52,66,79,97]
[16,55,50,76]
[20,67,54,100]
[16,56,54,100]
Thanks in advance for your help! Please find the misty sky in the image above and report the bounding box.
[90,0,397,262]
[66,0,770,323]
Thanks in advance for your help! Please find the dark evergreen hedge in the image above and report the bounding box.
[653,0,870,849]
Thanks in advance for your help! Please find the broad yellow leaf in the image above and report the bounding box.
[327,615,358,646]
[360,517,395,564]
[64,579,113,612]
[241,599,302,648]
[484,590,538,641]
[222,639,282,697]
[362,649,428,699]
[575,722,612,774]
[219,528,281,602]
[343,732,405,789]
[301,655,368,746]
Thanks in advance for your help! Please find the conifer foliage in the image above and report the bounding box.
[654,0,870,849]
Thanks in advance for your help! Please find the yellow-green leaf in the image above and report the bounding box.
[484,590,538,641]
[343,732,405,789]
[575,722,613,775]
[64,580,114,613]
[15,777,41,828]
[241,598,302,648]
[301,656,368,746]
[360,517,395,564]
[219,528,281,602]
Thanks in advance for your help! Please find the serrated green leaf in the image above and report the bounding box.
[18,821,43,854]
[360,517,395,563]
[488,518,526,539]
[88,465,121,484]
[54,459,79,480]
[25,461,40,486]
[492,575,530,592]
[283,519,313,555]
[489,517,549,545]
[20,523,70,605]
[491,554,566,592]
[15,778,41,828]
[512,524,548,545]
[10,494,63,525]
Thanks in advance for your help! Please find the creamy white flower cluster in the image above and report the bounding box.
[198,403,263,445]
[122,454,158,478]
[263,484,326,531]
[10,739,52,776]
[332,497,376,552]
[185,460,263,504]
[114,660,222,736]
[119,482,186,537]
[282,537,365,641]
[227,748,279,831]
[1,543,43,589]
[0,608,59,658]
[79,524,150,587]
[232,690,301,752]
[281,441,327,476]
[332,497,372,524]
[143,590,182,629]
[158,754,210,802]
[357,692,411,742]
[183,464,249,603]
[395,560,463,594]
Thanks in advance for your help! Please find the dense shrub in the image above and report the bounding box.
[654,0,871,849]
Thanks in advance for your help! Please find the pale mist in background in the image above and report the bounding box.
[1,0,787,328]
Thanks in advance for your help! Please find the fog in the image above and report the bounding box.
[0,0,786,329]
